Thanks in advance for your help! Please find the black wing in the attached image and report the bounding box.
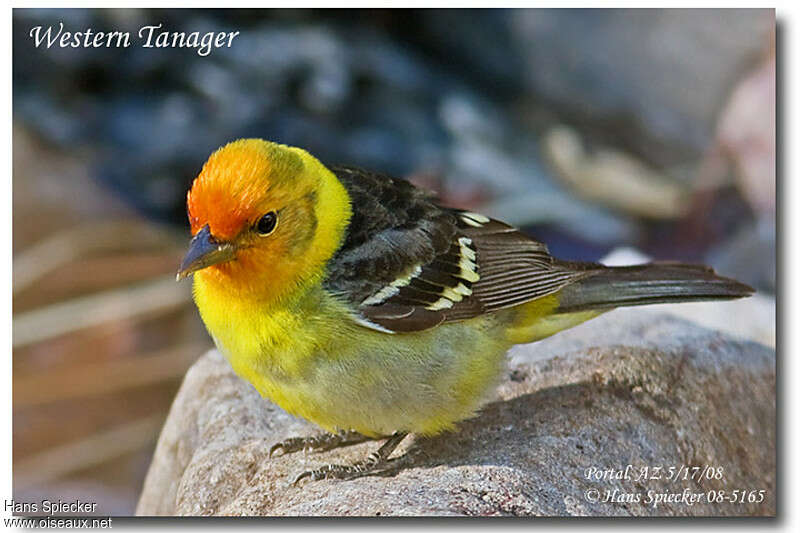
[323,166,594,333]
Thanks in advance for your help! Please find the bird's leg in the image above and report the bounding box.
[269,429,373,457]
[292,431,409,485]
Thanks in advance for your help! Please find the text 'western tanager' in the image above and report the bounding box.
[177,139,753,483]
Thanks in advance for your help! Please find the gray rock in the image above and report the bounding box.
[137,309,775,516]
[512,9,774,164]
[708,217,776,294]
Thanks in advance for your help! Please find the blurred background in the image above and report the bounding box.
[12,8,775,514]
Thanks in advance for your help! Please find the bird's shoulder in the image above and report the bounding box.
[323,165,592,333]
[330,165,448,254]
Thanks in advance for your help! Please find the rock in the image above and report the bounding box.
[511,9,774,165]
[137,309,774,516]
[714,54,776,216]
[543,125,691,220]
[707,216,776,295]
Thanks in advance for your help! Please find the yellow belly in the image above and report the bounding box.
[193,274,514,436]
[193,273,603,437]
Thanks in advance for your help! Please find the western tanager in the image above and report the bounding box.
[177,139,753,483]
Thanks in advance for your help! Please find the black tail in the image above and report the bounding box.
[555,263,754,313]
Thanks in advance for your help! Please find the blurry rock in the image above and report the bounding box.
[410,10,525,96]
[351,37,435,93]
[512,9,774,165]
[12,126,134,252]
[14,91,92,147]
[448,138,540,195]
[99,7,149,33]
[543,125,691,219]
[439,93,508,146]
[599,246,652,267]
[707,217,776,294]
[138,312,774,516]
[484,191,637,245]
[445,129,638,245]
[713,54,776,215]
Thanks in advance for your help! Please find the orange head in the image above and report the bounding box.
[178,139,352,303]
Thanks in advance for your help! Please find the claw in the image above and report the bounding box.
[269,436,307,457]
[286,432,410,485]
[269,443,284,458]
[269,431,373,460]
[292,470,314,486]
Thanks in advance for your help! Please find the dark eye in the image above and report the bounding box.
[255,211,278,235]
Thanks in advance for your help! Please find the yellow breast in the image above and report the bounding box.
[192,272,516,437]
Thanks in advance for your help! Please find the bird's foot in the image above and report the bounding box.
[270,429,372,457]
[292,431,409,485]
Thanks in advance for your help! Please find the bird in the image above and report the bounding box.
[177,138,754,483]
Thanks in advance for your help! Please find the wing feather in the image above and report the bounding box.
[324,166,595,333]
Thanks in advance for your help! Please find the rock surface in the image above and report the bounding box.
[137,308,775,516]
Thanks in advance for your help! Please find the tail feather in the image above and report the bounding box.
[555,263,754,313]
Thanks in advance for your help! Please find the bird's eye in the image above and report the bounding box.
[255,211,278,236]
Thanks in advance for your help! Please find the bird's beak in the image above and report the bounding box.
[176,224,237,281]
